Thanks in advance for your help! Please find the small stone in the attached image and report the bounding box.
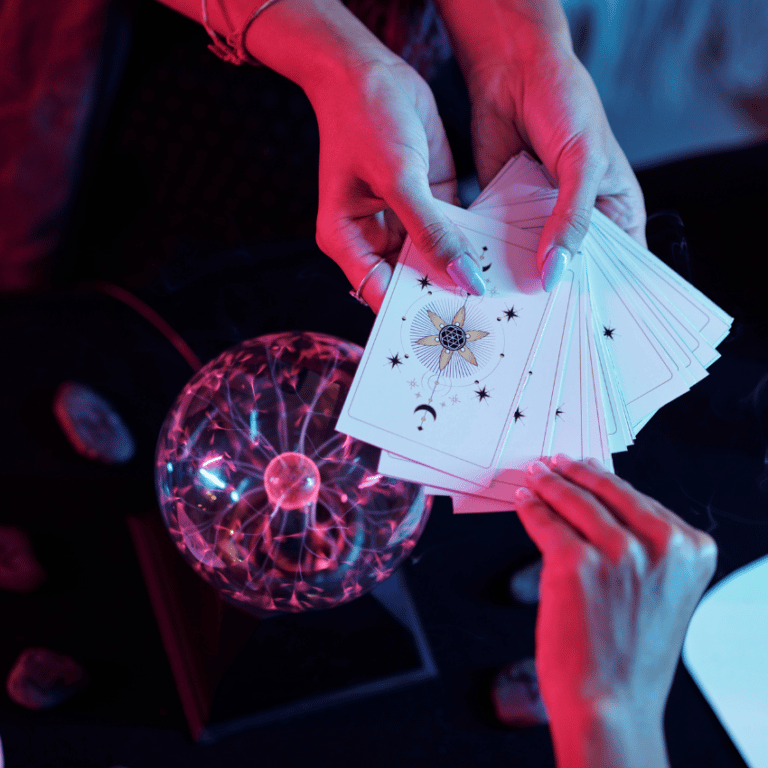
[6,648,87,710]
[53,382,135,464]
[509,557,542,604]
[0,527,46,592]
[492,657,548,727]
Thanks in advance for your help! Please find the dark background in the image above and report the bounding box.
[1,2,767,765]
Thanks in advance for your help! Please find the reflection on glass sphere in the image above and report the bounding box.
[155,331,430,616]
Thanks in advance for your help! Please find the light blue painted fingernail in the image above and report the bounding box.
[446,252,485,296]
[541,246,570,292]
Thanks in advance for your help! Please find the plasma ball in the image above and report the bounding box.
[154,331,432,617]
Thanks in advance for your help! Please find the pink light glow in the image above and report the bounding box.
[155,331,431,616]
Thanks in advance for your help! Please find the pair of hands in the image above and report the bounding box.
[310,15,646,312]
[517,456,717,764]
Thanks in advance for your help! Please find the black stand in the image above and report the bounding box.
[128,513,437,743]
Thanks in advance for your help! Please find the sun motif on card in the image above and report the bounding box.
[408,298,495,379]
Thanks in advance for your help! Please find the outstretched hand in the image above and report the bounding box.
[310,58,486,312]
[516,456,716,764]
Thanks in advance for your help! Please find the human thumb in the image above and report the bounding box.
[538,155,600,292]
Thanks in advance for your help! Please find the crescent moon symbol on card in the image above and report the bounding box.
[414,404,437,420]
[482,263,492,272]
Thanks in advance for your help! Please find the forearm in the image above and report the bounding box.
[550,701,670,768]
[433,0,573,76]
[156,0,399,97]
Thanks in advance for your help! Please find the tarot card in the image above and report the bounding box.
[337,205,556,485]
[472,152,556,209]
[377,450,504,499]
[586,229,709,388]
[590,305,634,452]
[450,491,514,514]
[481,253,583,498]
[585,237,691,427]
[591,209,732,346]
[582,282,614,469]
[545,257,590,461]
[367,151,732,514]
[378,252,582,504]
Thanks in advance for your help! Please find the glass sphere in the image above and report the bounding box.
[155,331,430,616]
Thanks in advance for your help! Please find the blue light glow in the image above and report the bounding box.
[250,410,258,442]
[199,468,226,489]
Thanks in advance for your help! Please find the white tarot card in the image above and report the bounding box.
[582,282,614,469]
[591,210,732,347]
[481,254,583,499]
[337,204,556,485]
[591,208,732,345]
[592,221,721,370]
[472,152,556,209]
[379,253,582,504]
[586,229,709,388]
[449,491,514,514]
[585,241,691,428]
[545,256,589,461]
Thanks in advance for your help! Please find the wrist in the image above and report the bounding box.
[240,0,400,97]
[549,699,669,768]
[434,0,572,82]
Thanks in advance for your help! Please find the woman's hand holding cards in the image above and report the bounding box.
[435,0,647,290]
[515,456,717,768]
[175,0,488,312]
[308,56,487,312]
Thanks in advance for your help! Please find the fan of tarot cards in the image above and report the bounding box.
[336,152,732,514]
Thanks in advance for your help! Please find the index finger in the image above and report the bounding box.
[514,487,596,565]
[549,455,708,562]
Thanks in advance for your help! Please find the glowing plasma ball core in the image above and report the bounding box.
[155,331,431,616]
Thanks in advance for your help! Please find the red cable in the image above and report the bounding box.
[93,281,203,373]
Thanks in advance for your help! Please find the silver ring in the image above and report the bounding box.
[349,259,387,308]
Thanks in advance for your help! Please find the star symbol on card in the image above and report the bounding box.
[504,306,519,322]
[387,353,403,368]
[407,379,416,388]
[603,326,616,339]
[555,406,564,419]
[450,394,460,405]
[417,275,432,290]
[475,386,490,402]
[488,286,499,297]
[514,407,525,423]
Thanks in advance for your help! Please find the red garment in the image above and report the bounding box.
[0,0,108,291]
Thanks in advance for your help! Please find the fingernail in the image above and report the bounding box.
[447,252,486,296]
[515,486,534,501]
[541,246,570,292]
[551,454,573,469]
[586,457,603,469]
[527,460,550,476]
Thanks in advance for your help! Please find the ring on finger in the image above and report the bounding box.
[349,258,388,308]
